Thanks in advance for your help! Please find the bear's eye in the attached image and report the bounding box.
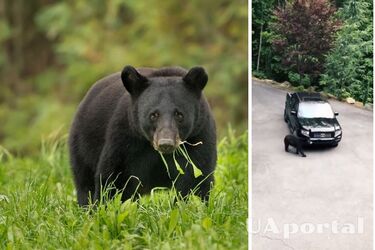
[174,111,184,122]
[150,112,159,121]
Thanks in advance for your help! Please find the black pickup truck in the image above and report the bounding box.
[284,92,342,147]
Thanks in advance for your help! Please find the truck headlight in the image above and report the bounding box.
[334,129,342,137]
[301,129,310,137]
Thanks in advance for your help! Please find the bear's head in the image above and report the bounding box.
[121,65,208,154]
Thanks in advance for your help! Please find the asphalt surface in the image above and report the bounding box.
[252,80,373,250]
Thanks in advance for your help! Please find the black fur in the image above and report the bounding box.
[68,66,217,206]
[284,135,307,157]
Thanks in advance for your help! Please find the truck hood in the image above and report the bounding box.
[298,118,340,132]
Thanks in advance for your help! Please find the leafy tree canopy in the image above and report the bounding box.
[270,0,340,85]
[321,0,373,104]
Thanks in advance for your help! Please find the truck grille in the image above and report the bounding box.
[311,132,334,138]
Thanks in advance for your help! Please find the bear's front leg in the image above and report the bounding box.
[173,170,214,201]
[172,147,216,201]
[93,144,126,203]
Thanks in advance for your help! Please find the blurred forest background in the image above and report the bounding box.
[0,0,248,155]
[252,0,373,105]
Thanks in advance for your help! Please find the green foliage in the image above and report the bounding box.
[252,70,267,79]
[252,0,276,26]
[288,72,311,88]
[0,96,75,155]
[287,72,300,86]
[252,0,284,79]
[294,85,306,92]
[251,0,373,103]
[270,0,339,84]
[321,0,373,104]
[0,131,248,249]
[0,0,247,154]
[300,74,312,88]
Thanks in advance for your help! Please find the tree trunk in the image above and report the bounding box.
[256,23,263,72]
[297,54,301,85]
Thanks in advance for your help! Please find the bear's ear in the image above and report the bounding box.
[121,65,149,97]
[183,66,208,94]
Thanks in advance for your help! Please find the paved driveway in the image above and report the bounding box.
[252,80,373,249]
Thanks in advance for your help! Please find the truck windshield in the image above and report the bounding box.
[297,102,334,118]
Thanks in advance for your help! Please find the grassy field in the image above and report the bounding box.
[0,131,248,249]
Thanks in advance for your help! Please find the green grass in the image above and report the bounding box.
[0,131,248,249]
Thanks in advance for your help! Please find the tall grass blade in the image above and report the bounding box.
[159,152,171,178]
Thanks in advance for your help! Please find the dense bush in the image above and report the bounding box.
[287,72,311,88]
[252,70,267,79]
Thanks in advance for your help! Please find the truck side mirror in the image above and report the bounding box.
[291,110,297,116]
[334,112,339,116]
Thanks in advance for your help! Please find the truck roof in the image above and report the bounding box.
[295,92,323,102]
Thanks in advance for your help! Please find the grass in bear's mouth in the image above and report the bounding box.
[158,141,203,179]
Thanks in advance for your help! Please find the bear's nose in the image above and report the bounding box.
[158,139,176,154]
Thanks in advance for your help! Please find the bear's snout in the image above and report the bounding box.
[157,138,176,154]
[153,128,179,154]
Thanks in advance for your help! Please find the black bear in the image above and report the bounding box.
[284,134,308,157]
[68,65,217,206]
